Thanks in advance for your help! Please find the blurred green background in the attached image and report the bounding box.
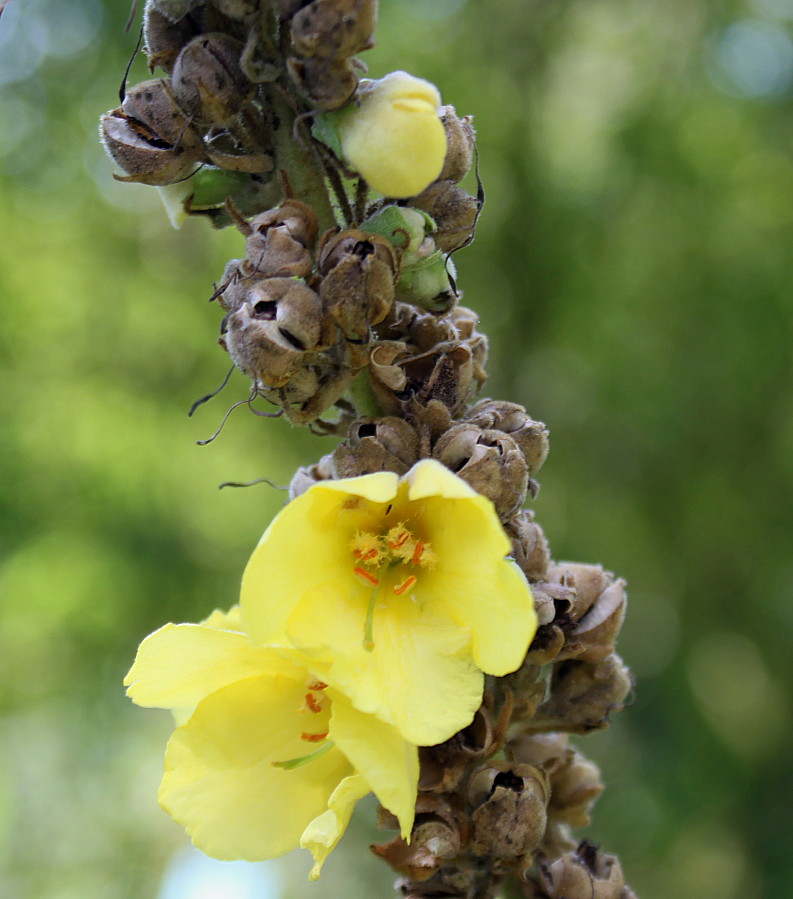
[2,0,792,896]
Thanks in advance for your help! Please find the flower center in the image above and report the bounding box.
[350,523,436,651]
[272,679,333,771]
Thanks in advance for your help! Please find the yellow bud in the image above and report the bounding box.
[338,71,446,198]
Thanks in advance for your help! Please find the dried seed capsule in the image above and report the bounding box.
[143,7,201,73]
[222,278,323,387]
[467,399,549,476]
[170,33,251,127]
[536,842,634,899]
[504,511,551,585]
[318,229,398,341]
[291,0,377,60]
[438,106,475,183]
[287,54,359,110]
[410,180,480,253]
[332,417,419,477]
[100,80,206,185]
[241,202,319,278]
[433,425,528,519]
[468,763,549,859]
[203,129,274,173]
[213,0,260,19]
[526,654,633,735]
[260,359,355,425]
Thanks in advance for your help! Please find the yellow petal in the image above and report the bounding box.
[329,694,417,838]
[200,604,243,631]
[287,584,484,745]
[424,561,535,675]
[300,774,370,880]
[124,623,295,712]
[406,458,480,501]
[241,474,398,646]
[159,675,352,861]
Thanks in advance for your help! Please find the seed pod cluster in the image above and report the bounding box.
[102,1,278,190]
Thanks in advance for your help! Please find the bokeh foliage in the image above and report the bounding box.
[1,0,792,896]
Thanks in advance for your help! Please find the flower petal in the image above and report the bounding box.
[159,675,352,861]
[300,774,370,881]
[241,474,398,646]
[286,584,484,745]
[124,623,294,712]
[406,458,480,501]
[329,694,417,839]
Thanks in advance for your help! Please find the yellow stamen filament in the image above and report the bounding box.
[393,575,417,596]
[363,584,379,652]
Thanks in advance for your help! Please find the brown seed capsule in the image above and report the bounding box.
[536,842,632,899]
[291,0,377,60]
[410,180,480,253]
[468,763,549,859]
[272,0,312,17]
[332,417,420,477]
[259,358,355,425]
[525,654,633,735]
[545,562,615,622]
[286,54,359,110]
[433,425,528,519]
[372,795,464,882]
[100,91,205,187]
[467,400,549,477]
[438,106,476,183]
[143,7,201,74]
[203,129,274,173]
[222,278,323,387]
[504,511,551,585]
[237,203,318,279]
[319,229,398,341]
[170,33,251,127]
[213,0,260,19]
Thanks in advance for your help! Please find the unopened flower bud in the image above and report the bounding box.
[438,106,475,182]
[410,180,480,253]
[468,763,549,859]
[338,72,446,198]
[467,400,549,476]
[433,425,528,519]
[291,0,377,60]
[171,33,251,127]
[333,417,419,477]
[504,511,551,584]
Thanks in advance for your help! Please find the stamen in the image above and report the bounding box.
[307,680,327,692]
[304,692,323,713]
[300,730,329,743]
[272,740,334,770]
[393,575,417,596]
[387,526,410,549]
[354,566,380,587]
[353,547,380,561]
[412,541,425,565]
[363,584,379,652]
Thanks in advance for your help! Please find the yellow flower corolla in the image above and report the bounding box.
[124,607,417,879]
[337,71,446,198]
[242,459,536,746]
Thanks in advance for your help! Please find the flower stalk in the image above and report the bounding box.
[105,2,637,896]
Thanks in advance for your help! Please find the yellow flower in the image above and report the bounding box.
[124,607,417,879]
[338,71,446,198]
[242,459,536,746]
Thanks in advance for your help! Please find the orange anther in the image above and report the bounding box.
[304,692,323,713]
[353,566,380,587]
[387,531,410,549]
[393,575,417,596]
[300,731,329,743]
[307,680,327,691]
[412,541,424,565]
